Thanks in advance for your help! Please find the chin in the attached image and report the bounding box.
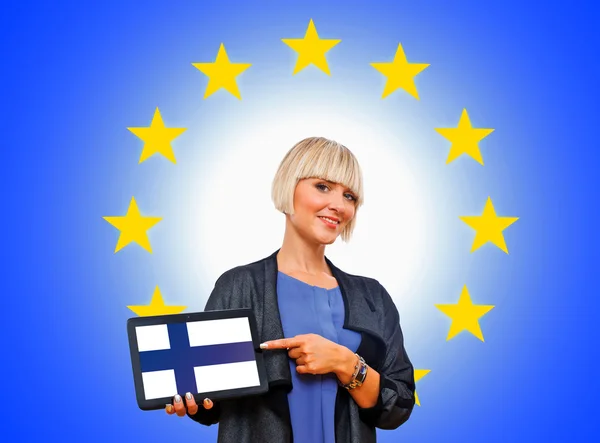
[308,224,341,245]
[314,234,338,245]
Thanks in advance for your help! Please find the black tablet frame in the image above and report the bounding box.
[127,308,269,411]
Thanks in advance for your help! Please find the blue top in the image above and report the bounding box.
[276,271,362,443]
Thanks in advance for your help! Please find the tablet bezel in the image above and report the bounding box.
[127,308,269,411]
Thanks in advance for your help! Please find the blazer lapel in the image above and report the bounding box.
[261,250,293,390]
[326,256,387,371]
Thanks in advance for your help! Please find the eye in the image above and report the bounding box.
[344,193,356,201]
[316,183,329,192]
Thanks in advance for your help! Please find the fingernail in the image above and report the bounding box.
[174,394,181,403]
[186,392,192,400]
[260,343,268,349]
[203,398,210,405]
[166,404,172,412]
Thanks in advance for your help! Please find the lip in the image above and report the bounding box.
[318,216,340,228]
[318,215,340,222]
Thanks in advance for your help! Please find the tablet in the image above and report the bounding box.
[127,308,269,411]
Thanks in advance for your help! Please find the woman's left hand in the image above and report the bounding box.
[261,333,354,376]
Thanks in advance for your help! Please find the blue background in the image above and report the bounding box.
[3,0,598,442]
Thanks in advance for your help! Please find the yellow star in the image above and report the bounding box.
[127,108,186,164]
[460,197,519,253]
[370,43,429,99]
[281,19,341,75]
[436,286,494,341]
[435,109,495,165]
[127,286,187,316]
[414,369,430,406]
[103,197,162,253]
[192,43,251,99]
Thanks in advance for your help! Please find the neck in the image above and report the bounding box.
[277,218,330,276]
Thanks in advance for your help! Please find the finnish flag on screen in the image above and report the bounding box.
[135,317,260,400]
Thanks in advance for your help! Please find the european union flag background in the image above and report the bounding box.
[3,1,598,442]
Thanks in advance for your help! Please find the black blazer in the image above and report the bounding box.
[188,249,415,442]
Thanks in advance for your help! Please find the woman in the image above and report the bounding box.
[166,137,416,442]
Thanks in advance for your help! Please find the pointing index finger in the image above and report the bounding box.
[260,337,299,350]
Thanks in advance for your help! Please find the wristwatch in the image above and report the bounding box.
[341,354,368,390]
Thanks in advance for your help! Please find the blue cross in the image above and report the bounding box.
[139,322,255,395]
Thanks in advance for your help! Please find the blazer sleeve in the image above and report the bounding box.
[358,283,416,430]
[186,270,236,426]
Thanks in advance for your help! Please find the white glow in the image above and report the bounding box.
[185,102,435,315]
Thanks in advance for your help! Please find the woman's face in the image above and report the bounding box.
[289,178,357,245]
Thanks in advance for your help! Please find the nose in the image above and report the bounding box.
[327,190,346,214]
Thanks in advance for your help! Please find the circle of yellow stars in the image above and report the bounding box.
[103,18,519,408]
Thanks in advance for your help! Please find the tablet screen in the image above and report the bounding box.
[127,309,268,410]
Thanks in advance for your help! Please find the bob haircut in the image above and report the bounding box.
[271,136,364,242]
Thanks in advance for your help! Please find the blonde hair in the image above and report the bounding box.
[271,136,364,242]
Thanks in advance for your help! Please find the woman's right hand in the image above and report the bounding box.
[165,393,214,417]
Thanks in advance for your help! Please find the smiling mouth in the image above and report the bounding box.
[318,216,340,226]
